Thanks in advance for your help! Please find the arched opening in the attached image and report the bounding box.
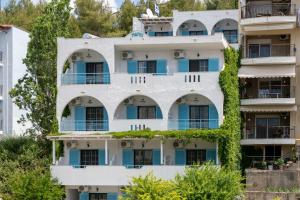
[212,19,238,44]
[168,94,219,130]
[60,96,109,132]
[176,20,208,36]
[61,49,110,85]
[114,95,163,120]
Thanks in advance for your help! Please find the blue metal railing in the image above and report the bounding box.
[168,119,219,130]
[60,120,109,131]
[61,73,110,85]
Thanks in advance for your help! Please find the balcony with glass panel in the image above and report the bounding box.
[240,0,297,31]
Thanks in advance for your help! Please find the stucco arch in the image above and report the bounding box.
[176,19,208,36]
[113,94,164,119]
[211,18,238,34]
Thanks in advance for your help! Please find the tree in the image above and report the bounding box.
[6,168,64,200]
[9,0,72,136]
[175,164,244,200]
[118,0,138,33]
[120,174,182,200]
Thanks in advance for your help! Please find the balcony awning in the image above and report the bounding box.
[238,65,295,78]
[240,105,297,112]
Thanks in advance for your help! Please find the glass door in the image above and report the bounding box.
[189,106,209,129]
[86,62,103,84]
[86,107,104,131]
[256,117,280,139]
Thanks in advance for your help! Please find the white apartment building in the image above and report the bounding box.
[239,0,300,166]
[0,25,30,135]
[48,10,239,200]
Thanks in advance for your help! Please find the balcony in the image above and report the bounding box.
[240,3,297,31]
[51,165,185,186]
[241,125,295,145]
[111,119,164,132]
[60,120,109,132]
[168,119,219,130]
[61,73,110,85]
[241,44,296,65]
[241,85,296,106]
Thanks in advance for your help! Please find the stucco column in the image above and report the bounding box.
[160,139,164,165]
[52,140,56,165]
[105,140,108,165]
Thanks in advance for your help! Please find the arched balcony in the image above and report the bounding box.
[168,94,219,130]
[212,19,238,44]
[176,20,208,36]
[61,49,110,85]
[113,95,163,131]
[60,96,109,132]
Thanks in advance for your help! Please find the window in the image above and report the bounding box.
[90,193,107,200]
[189,31,206,36]
[80,150,98,166]
[138,61,157,73]
[134,150,153,165]
[189,60,208,72]
[222,30,238,43]
[86,63,104,84]
[256,117,280,139]
[186,150,206,165]
[189,106,209,128]
[265,146,281,161]
[259,80,285,98]
[249,44,271,58]
[155,32,170,36]
[86,107,104,131]
[138,106,156,119]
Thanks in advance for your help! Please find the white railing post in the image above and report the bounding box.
[105,140,108,165]
[216,141,220,165]
[52,140,56,165]
[160,139,164,165]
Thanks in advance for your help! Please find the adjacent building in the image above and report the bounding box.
[239,0,300,166]
[48,10,239,200]
[0,25,30,135]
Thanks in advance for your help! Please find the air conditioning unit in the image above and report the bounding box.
[122,51,133,60]
[123,97,134,105]
[78,186,90,192]
[176,97,186,104]
[173,140,184,148]
[66,140,78,148]
[280,35,289,41]
[174,50,185,59]
[144,25,152,32]
[121,141,133,148]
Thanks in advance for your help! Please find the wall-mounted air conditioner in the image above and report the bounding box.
[174,50,185,59]
[122,51,134,60]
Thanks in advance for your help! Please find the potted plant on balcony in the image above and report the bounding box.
[261,161,267,170]
[267,163,273,170]
[274,158,285,170]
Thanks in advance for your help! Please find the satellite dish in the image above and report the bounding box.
[141,13,148,18]
[146,8,154,18]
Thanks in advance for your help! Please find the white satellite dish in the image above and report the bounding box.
[141,13,148,18]
[146,8,154,18]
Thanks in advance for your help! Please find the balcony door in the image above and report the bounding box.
[258,80,283,98]
[138,61,157,74]
[86,107,104,131]
[189,106,209,129]
[186,149,206,165]
[255,117,280,138]
[89,193,107,200]
[189,59,208,72]
[249,44,271,58]
[134,150,153,166]
[86,62,104,84]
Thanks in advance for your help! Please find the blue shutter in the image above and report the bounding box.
[156,59,167,75]
[69,149,80,166]
[79,192,89,200]
[107,193,118,200]
[178,104,189,130]
[75,106,86,131]
[209,105,218,129]
[155,106,163,119]
[181,31,190,36]
[168,31,173,36]
[98,149,105,165]
[178,59,189,72]
[103,62,110,84]
[127,60,138,74]
[148,32,155,36]
[206,149,217,164]
[122,149,134,167]
[152,149,161,165]
[126,105,137,119]
[76,61,86,84]
[203,30,208,35]
[175,149,186,165]
[208,58,219,72]
[103,108,109,131]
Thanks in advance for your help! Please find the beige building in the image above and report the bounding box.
[239,0,300,166]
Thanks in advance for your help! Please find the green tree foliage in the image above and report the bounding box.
[120,173,182,200]
[122,163,244,200]
[9,0,72,136]
[0,137,64,200]
[205,0,238,10]
[118,0,138,33]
